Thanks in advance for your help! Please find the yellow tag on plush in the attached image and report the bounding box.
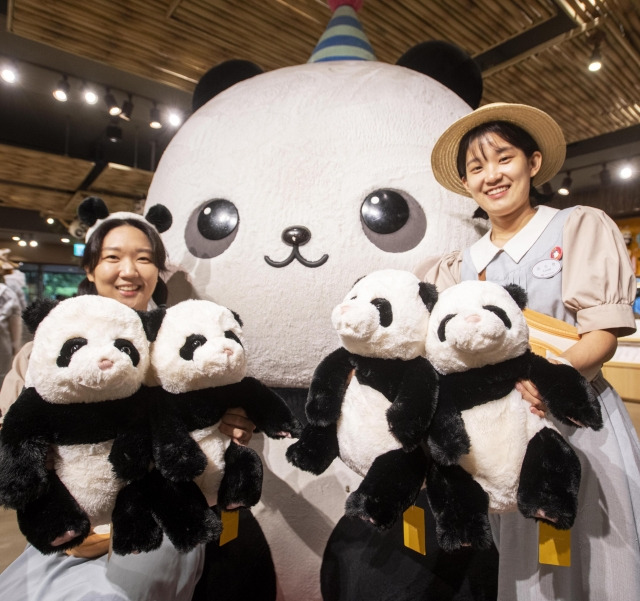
[403,505,426,555]
[219,510,239,546]
[538,522,571,566]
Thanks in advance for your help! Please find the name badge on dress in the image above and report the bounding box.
[532,259,562,279]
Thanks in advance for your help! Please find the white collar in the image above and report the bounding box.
[469,205,559,273]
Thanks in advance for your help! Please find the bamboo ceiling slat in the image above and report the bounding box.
[0,145,94,191]
[0,183,73,214]
[88,165,153,199]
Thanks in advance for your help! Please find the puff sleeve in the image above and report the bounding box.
[414,251,463,291]
[562,206,636,337]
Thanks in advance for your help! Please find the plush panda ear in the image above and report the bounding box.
[396,41,483,109]
[504,284,528,310]
[138,308,166,342]
[418,281,438,313]
[22,298,59,334]
[77,196,110,226]
[144,204,173,233]
[192,60,264,113]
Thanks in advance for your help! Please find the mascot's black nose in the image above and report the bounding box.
[282,226,311,247]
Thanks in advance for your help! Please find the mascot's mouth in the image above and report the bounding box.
[264,225,328,269]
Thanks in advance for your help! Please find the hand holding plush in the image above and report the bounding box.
[424,280,602,552]
[287,269,439,529]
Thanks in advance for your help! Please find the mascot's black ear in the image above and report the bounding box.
[396,41,483,109]
[145,204,173,233]
[138,308,166,342]
[192,60,264,113]
[77,196,109,227]
[230,309,243,328]
[22,299,58,334]
[419,281,439,313]
[504,284,528,310]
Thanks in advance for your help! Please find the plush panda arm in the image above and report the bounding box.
[425,387,471,465]
[227,377,302,439]
[306,347,353,426]
[386,357,439,451]
[286,423,339,475]
[527,352,603,430]
[0,388,51,507]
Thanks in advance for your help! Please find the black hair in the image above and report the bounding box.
[77,217,169,307]
[456,121,553,219]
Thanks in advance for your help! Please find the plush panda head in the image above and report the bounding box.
[148,299,246,394]
[144,42,485,388]
[425,280,529,374]
[332,269,437,360]
[24,296,150,404]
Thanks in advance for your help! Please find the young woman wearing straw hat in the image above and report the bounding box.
[417,102,639,600]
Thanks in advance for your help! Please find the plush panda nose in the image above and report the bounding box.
[465,314,481,323]
[98,359,114,371]
[223,347,234,356]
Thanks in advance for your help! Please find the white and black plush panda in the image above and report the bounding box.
[287,269,438,528]
[111,300,302,553]
[423,280,603,552]
[0,295,151,554]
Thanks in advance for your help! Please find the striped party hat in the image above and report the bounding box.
[308,0,377,63]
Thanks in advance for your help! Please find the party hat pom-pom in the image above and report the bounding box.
[308,0,375,63]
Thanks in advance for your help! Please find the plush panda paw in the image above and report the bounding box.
[344,490,399,530]
[285,424,339,475]
[434,511,494,552]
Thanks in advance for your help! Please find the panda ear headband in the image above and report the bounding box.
[78,196,173,243]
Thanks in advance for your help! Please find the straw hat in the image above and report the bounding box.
[431,103,566,197]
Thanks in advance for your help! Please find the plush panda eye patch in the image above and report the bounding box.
[437,315,455,342]
[180,334,207,361]
[224,331,243,347]
[482,305,512,329]
[57,337,88,367]
[371,298,393,328]
[114,339,141,367]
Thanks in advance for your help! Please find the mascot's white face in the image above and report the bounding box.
[332,269,434,360]
[146,61,481,387]
[26,296,149,403]
[149,299,246,394]
[425,280,530,374]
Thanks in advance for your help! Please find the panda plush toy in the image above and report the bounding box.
[111,299,302,553]
[423,280,603,552]
[0,295,152,554]
[287,269,438,528]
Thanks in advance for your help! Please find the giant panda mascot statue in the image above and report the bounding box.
[144,1,495,599]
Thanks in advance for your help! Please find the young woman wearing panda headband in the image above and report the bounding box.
[0,198,255,601]
[418,103,639,600]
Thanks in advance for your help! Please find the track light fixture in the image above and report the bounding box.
[104,88,121,116]
[82,83,99,105]
[599,163,611,186]
[149,103,162,129]
[106,118,123,143]
[120,94,134,121]
[1,64,17,84]
[588,32,604,72]
[557,171,572,196]
[53,75,70,102]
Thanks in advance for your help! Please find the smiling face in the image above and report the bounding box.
[86,225,159,311]
[461,133,541,221]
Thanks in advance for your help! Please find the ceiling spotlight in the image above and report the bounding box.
[599,163,611,186]
[167,110,183,127]
[61,237,70,243]
[83,84,99,105]
[120,94,134,121]
[18,240,27,247]
[46,217,55,225]
[53,75,70,102]
[106,118,123,143]
[104,89,121,116]
[11,235,21,241]
[1,66,17,84]
[29,240,38,248]
[149,103,162,129]
[588,33,603,72]
[619,165,634,180]
[557,172,572,196]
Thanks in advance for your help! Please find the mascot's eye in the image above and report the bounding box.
[114,339,141,367]
[360,189,427,253]
[224,331,243,347]
[185,199,239,259]
[180,334,207,361]
[57,337,88,367]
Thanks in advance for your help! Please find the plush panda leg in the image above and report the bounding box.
[517,426,581,530]
[218,441,263,509]
[344,447,427,530]
[145,469,222,552]
[112,476,164,555]
[286,423,340,475]
[16,471,91,554]
[426,462,493,552]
